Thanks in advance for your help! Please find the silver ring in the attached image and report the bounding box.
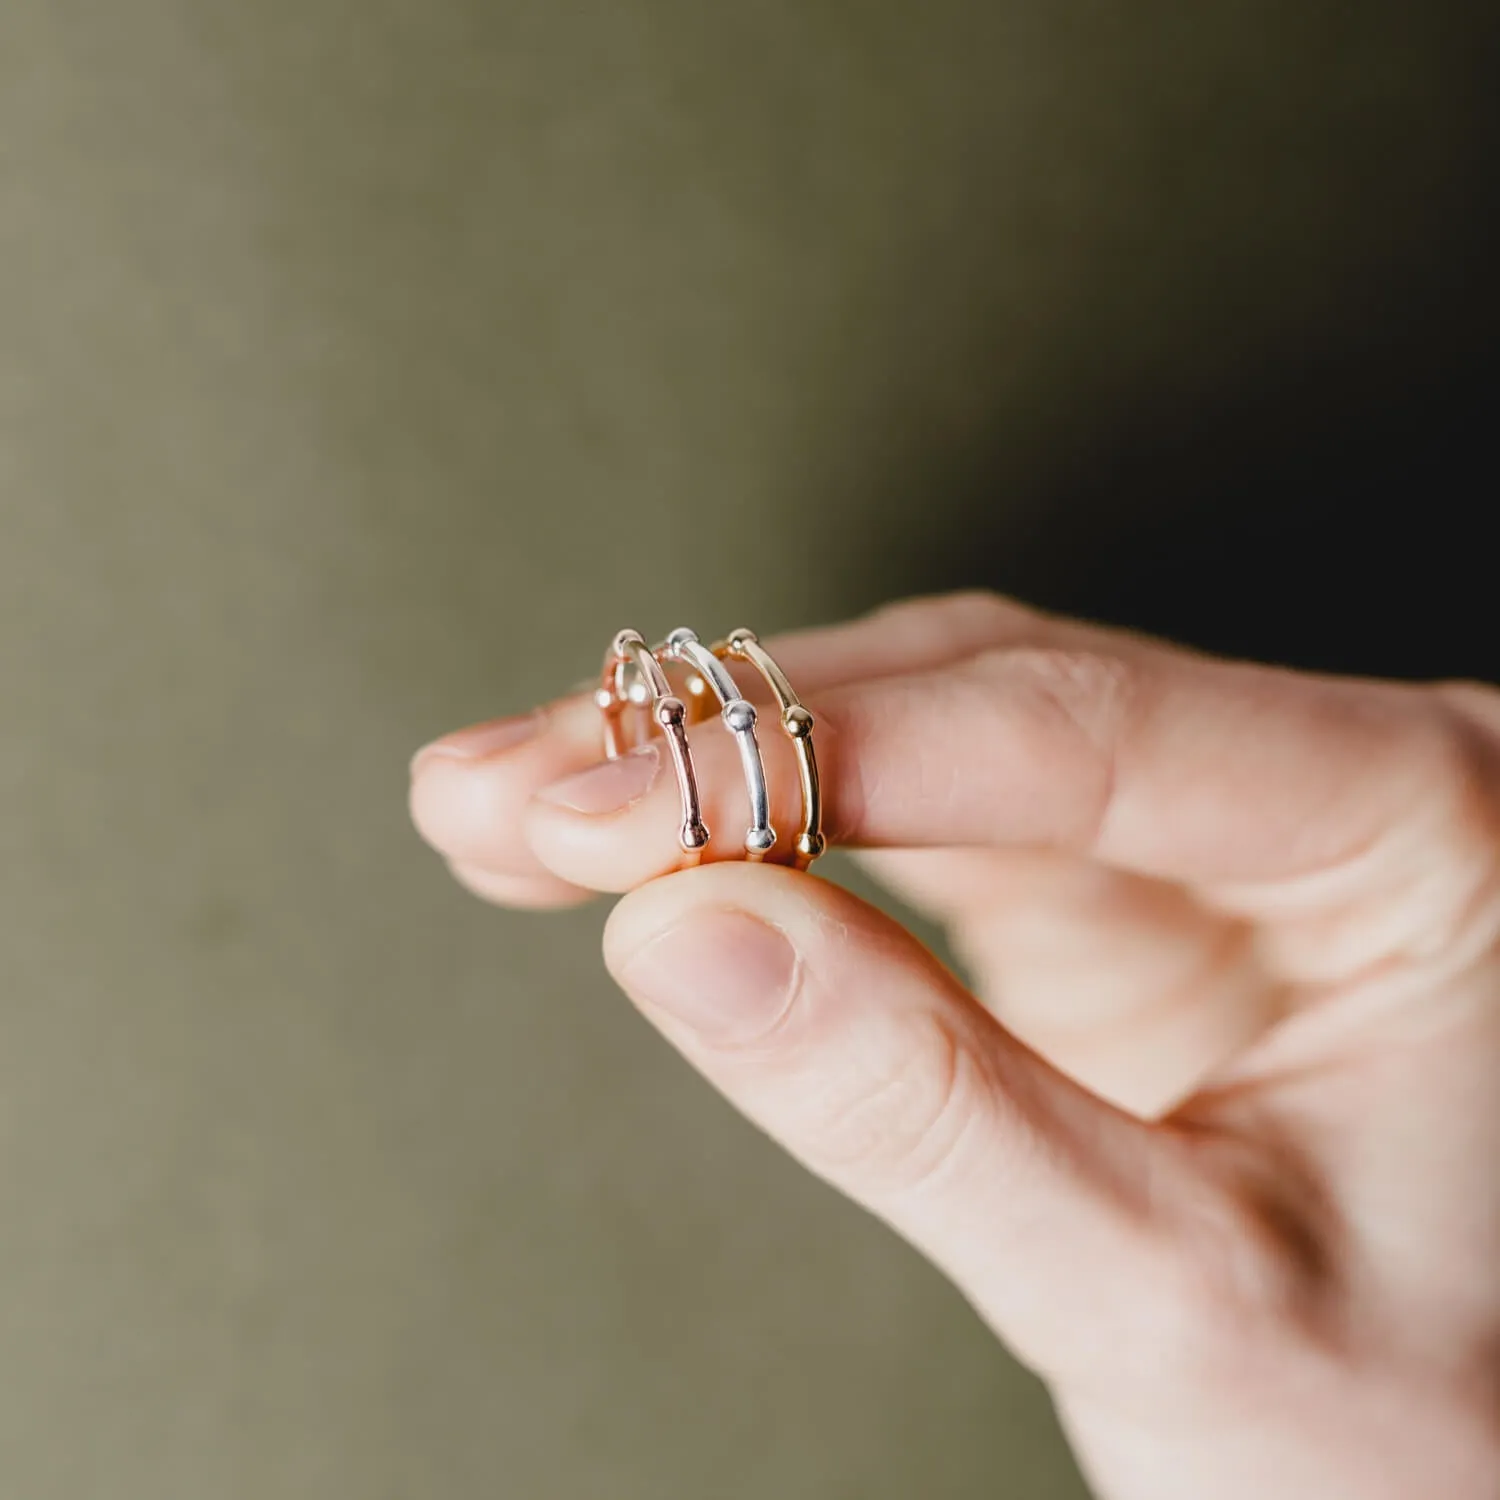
[663,627,776,859]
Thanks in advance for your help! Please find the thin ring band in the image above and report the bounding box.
[662,627,776,860]
[597,630,709,860]
[715,628,825,870]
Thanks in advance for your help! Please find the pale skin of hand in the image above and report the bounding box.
[409,592,1500,1500]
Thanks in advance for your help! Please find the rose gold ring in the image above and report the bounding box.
[596,629,709,862]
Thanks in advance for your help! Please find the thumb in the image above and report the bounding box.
[604,863,1175,1382]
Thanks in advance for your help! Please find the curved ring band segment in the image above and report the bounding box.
[663,627,775,859]
[716,628,825,870]
[597,629,709,860]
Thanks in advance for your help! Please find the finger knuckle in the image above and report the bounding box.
[1403,696,1500,846]
[974,645,1137,740]
[969,645,1137,843]
[934,588,1037,637]
[1409,698,1500,959]
[811,1014,980,1196]
[869,589,1037,646]
[1438,678,1500,737]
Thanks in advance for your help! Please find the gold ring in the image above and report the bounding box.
[714,629,824,869]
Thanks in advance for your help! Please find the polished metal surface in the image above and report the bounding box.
[663,627,776,859]
[721,629,826,869]
[600,629,709,859]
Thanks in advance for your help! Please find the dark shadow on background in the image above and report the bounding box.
[907,323,1496,682]
[848,42,1498,685]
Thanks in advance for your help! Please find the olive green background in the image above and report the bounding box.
[2,4,1495,1497]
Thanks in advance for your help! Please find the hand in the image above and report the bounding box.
[409,592,1500,1500]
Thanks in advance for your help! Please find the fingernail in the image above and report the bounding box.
[536,744,660,814]
[615,909,798,1044]
[410,712,541,775]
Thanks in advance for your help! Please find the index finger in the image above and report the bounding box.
[524,609,1499,908]
[409,591,1052,898]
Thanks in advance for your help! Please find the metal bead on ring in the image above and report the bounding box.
[783,705,814,739]
[722,699,757,734]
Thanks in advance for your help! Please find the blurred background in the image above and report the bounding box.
[2,3,1496,1496]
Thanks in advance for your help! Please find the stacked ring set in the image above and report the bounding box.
[596,628,825,871]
